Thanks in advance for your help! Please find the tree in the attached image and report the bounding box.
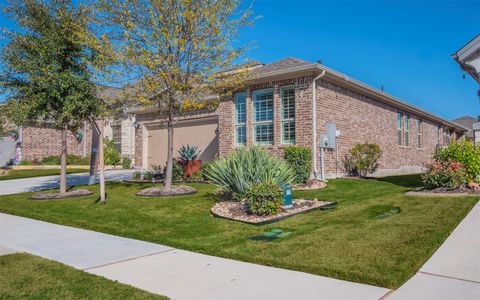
[0,0,108,194]
[95,0,254,191]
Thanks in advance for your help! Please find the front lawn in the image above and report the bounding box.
[0,253,166,299]
[0,168,86,180]
[0,174,476,289]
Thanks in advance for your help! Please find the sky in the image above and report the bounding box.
[235,0,480,120]
[0,0,479,121]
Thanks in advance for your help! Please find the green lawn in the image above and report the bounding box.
[0,174,477,289]
[0,253,166,299]
[0,168,86,180]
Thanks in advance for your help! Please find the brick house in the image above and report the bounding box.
[218,58,467,178]
[16,85,136,164]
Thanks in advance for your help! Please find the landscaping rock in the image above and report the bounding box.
[406,187,480,197]
[467,181,480,191]
[294,179,327,191]
[211,199,334,225]
[136,185,197,197]
[30,189,94,200]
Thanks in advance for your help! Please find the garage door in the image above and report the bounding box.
[146,117,219,169]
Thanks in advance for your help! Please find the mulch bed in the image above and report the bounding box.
[211,199,334,225]
[136,185,197,197]
[406,187,480,197]
[294,179,327,191]
[30,189,94,200]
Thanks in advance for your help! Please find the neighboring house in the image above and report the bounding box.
[452,35,480,145]
[452,116,479,143]
[452,34,480,83]
[217,58,467,178]
[16,85,137,164]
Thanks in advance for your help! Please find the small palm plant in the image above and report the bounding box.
[178,145,201,161]
[203,146,297,199]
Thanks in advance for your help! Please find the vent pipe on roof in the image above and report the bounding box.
[311,70,326,179]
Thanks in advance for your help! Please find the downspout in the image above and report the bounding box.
[311,70,326,178]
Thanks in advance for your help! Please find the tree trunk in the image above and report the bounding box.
[59,123,68,194]
[164,121,174,190]
[98,119,106,204]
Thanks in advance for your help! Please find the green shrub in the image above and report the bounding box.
[422,161,466,189]
[73,155,91,165]
[203,146,296,199]
[41,155,90,165]
[343,143,382,177]
[132,171,141,180]
[104,138,121,165]
[190,171,203,181]
[201,161,213,180]
[122,157,132,169]
[41,155,60,165]
[143,171,154,181]
[164,161,184,181]
[284,146,312,184]
[434,140,480,182]
[19,160,32,166]
[245,183,283,216]
[67,155,81,165]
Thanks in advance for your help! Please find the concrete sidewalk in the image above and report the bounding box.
[387,202,480,300]
[0,213,390,300]
[0,169,135,195]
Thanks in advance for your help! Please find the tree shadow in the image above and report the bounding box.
[376,174,423,188]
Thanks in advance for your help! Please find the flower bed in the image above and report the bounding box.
[211,199,334,225]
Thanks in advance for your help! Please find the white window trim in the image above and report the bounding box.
[234,92,247,146]
[280,86,295,144]
[397,112,403,146]
[252,88,274,145]
[417,119,423,149]
[404,114,410,147]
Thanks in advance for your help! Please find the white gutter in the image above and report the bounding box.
[311,70,326,178]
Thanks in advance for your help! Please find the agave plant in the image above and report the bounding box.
[178,145,201,161]
[203,146,297,198]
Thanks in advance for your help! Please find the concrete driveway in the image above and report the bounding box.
[0,213,390,300]
[0,169,136,195]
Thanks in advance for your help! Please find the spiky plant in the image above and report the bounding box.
[203,146,297,199]
[178,145,201,161]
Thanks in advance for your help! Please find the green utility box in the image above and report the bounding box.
[282,184,293,209]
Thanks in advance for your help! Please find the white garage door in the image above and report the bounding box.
[146,117,218,169]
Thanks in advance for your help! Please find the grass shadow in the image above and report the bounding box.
[376,174,423,188]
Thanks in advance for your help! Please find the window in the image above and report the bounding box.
[111,125,122,153]
[404,114,410,146]
[417,119,423,148]
[253,89,274,145]
[234,93,246,146]
[444,129,451,145]
[437,126,442,146]
[281,87,295,144]
[397,112,403,145]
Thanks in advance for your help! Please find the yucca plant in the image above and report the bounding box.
[178,145,201,161]
[203,146,297,199]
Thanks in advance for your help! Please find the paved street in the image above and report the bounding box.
[0,169,136,195]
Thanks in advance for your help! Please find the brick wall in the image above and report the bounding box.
[219,76,314,158]
[218,75,459,177]
[21,124,92,161]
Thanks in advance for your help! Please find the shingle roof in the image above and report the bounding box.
[452,116,477,138]
[253,58,312,75]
